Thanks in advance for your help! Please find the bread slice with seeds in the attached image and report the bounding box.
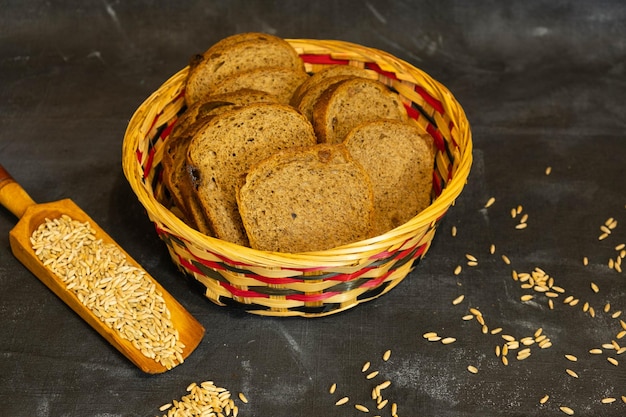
[343,119,434,236]
[237,144,374,253]
[185,33,304,105]
[186,103,317,246]
[312,77,408,144]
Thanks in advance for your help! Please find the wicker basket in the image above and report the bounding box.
[122,39,472,317]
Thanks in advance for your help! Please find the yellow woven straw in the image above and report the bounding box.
[122,39,472,317]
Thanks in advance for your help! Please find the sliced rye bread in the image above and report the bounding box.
[312,77,408,144]
[294,75,362,123]
[237,144,374,253]
[290,65,375,108]
[185,34,304,105]
[186,103,317,246]
[343,119,435,236]
[210,67,309,104]
[162,89,280,233]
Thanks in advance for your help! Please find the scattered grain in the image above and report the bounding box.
[591,282,600,293]
[355,404,369,413]
[559,406,575,415]
[545,166,552,175]
[366,371,379,379]
[467,365,478,374]
[469,308,482,317]
[335,397,349,406]
[490,244,496,254]
[382,349,391,361]
[462,314,474,321]
[159,403,172,412]
[501,255,511,265]
[515,223,528,230]
[454,265,463,275]
[583,256,589,266]
[491,327,503,335]
[422,332,437,339]
[521,295,534,302]
[362,361,371,372]
[502,356,509,366]
[441,337,457,345]
[565,369,579,378]
[452,295,465,305]
[607,357,619,366]
[540,394,550,404]
[484,197,496,208]
[565,354,578,362]
[467,260,478,267]
[329,383,337,395]
[601,397,616,404]
[451,226,457,237]
[612,311,622,319]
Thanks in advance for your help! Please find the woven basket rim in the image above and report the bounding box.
[122,38,473,268]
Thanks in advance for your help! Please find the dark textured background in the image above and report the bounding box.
[1,1,625,416]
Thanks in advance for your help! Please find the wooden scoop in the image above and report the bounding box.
[0,165,205,374]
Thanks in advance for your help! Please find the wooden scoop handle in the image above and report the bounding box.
[0,165,37,219]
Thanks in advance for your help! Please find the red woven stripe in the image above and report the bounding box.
[143,147,155,180]
[432,171,442,196]
[415,85,444,114]
[405,104,421,120]
[160,121,176,139]
[328,265,375,282]
[221,282,269,299]
[365,62,398,80]
[178,255,203,274]
[427,124,445,152]
[300,54,349,66]
[361,271,391,288]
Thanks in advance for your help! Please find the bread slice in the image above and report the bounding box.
[210,67,309,104]
[185,33,304,104]
[343,120,435,236]
[162,89,280,233]
[237,144,374,253]
[187,103,317,246]
[312,78,408,144]
[294,75,361,123]
[290,65,375,108]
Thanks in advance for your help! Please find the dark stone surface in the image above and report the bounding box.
[1,1,625,416]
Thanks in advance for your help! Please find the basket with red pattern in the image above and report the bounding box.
[122,39,472,317]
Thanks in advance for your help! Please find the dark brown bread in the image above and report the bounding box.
[186,103,317,246]
[237,144,374,253]
[210,67,309,104]
[290,65,375,108]
[161,90,279,233]
[343,119,435,236]
[312,77,408,144]
[185,33,304,105]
